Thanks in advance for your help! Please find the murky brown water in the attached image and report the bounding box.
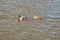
[0,0,60,40]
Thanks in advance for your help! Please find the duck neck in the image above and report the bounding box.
[18,15,21,18]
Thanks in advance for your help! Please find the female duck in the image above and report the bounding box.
[34,15,42,20]
[18,15,27,21]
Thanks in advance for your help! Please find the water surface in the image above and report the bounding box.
[0,0,60,40]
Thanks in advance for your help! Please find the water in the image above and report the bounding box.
[0,0,60,40]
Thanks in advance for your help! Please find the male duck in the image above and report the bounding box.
[18,15,27,21]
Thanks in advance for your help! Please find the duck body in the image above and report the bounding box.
[18,15,27,21]
[19,16,27,21]
[34,15,42,20]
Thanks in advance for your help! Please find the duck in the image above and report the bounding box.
[18,15,27,21]
[33,15,42,20]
